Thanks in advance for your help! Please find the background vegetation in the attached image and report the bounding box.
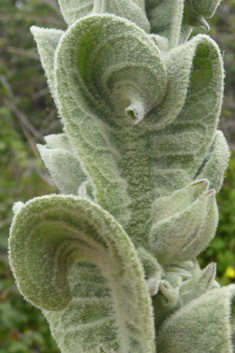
[0,0,235,351]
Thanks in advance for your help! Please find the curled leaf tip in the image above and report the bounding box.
[126,101,145,125]
[199,16,210,31]
[147,272,162,296]
[159,281,179,307]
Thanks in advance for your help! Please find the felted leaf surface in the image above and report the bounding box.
[189,0,222,18]
[30,26,63,107]
[145,0,187,48]
[145,0,220,47]
[196,130,230,192]
[149,34,224,197]
[156,285,235,353]
[149,181,218,264]
[55,14,166,236]
[152,261,219,328]
[9,195,155,353]
[55,14,223,249]
[92,0,150,32]
[179,262,218,305]
[58,0,93,25]
[37,134,88,195]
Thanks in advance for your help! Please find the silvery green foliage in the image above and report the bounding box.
[9,0,234,352]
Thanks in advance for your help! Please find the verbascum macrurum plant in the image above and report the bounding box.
[8,0,235,352]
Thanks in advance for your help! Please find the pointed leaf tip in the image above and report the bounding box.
[12,202,24,216]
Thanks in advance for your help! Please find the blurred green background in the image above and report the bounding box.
[0,0,235,352]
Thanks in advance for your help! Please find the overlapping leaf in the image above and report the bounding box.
[145,0,222,47]
[195,130,230,192]
[156,285,235,353]
[8,1,231,353]
[58,0,93,25]
[152,261,219,328]
[92,0,150,32]
[145,0,185,48]
[54,14,225,248]
[188,0,222,19]
[30,26,63,107]
[149,180,218,264]
[37,134,89,195]
[9,196,155,353]
[55,14,167,236]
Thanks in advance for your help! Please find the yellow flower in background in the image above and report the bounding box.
[224,267,235,278]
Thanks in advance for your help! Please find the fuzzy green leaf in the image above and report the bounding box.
[179,262,219,305]
[156,285,235,353]
[189,0,222,18]
[150,179,209,224]
[145,0,221,47]
[153,261,219,328]
[37,134,88,195]
[92,0,150,32]
[150,181,218,264]
[55,14,167,233]
[145,0,184,48]
[30,26,63,107]
[196,131,230,192]
[54,14,223,249]
[137,247,163,296]
[149,34,224,198]
[58,0,93,25]
[144,34,219,130]
[9,195,155,353]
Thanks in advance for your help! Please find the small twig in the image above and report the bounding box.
[41,119,60,135]
[32,87,50,99]
[35,169,56,188]
[4,46,39,60]
[4,98,42,140]
[0,14,64,26]
[0,74,14,100]
[0,79,56,189]
[41,0,61,15]
[1,75,42,139]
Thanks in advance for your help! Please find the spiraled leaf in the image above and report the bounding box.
[156,285,235,353]
[9,196,155,353]
[54,15,223,249]
[30,26,63,107]
[196,131,230,192]
[58,0,93,25]
[55,14,167,235]
[37,134,88,195]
